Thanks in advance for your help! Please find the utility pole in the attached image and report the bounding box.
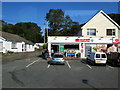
[44,23,46,44]
[46,21,48,43]
[44,22,48,44]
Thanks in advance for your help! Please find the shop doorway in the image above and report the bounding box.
[107,44,113,48]
[51,45,59,53]
[85,46,92,57]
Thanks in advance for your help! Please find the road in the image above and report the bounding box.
[2,56,120,89]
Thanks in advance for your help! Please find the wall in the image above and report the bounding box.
[82,11,119,38]
[26,44,34,52]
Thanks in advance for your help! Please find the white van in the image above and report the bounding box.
[87,52,107,65]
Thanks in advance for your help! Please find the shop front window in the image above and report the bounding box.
[87,29,96,36]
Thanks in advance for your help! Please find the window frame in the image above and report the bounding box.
[11,42,17,49]
[87,28,96,36]
[106,29,116,36]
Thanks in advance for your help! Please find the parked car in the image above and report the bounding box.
[107,52,120,66]
[48,53,65,65]
[87,52,107,65]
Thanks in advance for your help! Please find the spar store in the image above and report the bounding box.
[48,10,120,58]
[48,36,118,58]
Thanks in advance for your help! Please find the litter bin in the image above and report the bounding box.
[44,53,49,59]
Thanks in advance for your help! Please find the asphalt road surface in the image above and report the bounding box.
[2,56,120,89]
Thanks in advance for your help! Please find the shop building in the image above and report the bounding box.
[48,10,120,58]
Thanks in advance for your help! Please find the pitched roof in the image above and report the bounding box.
[81,10,120,29]
[0,31,34,44]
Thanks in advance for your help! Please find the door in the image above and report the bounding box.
[85,46,92,57]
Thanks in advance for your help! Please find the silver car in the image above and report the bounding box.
[48,53,65,65]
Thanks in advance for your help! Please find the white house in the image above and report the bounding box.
[34,43,44,49]
[0,31,35,53]
[48,10,120,58]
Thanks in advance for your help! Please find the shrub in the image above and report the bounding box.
[7,51,14,54]
[43,43,48,49]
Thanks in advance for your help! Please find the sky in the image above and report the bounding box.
[2,2,120,35]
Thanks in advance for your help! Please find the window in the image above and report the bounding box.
[102,54,106,58]
[53,55,64,58]
[87,29,96,36]
[12,42,17,49]
[106,29,115,36]
[96,54,100,58]
[0,42,3,52]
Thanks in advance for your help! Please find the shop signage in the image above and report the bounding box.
[75,39,90,42]
[113,39,120,43]
[59,44,64,52]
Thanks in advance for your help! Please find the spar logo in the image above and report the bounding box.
[75,39,90,42]
[113,39,120,43]
[115,39,119,42]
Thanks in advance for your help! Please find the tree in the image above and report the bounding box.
[2,21,44,43]
[46,9,81,36]
[108,14,120,25]
[46,9,65,35]
[15,22,43,43]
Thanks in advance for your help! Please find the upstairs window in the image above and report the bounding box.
[87,29,96,36]
[106,29,115,36]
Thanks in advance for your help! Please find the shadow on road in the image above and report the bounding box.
[82,79,99,90]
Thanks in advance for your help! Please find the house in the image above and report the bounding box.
[0,31,35,53]
[47,10,120,58]
[34,43,44,49]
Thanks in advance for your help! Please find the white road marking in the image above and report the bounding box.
[47,64,51,68]
[108,66,114,69]
[86,64,92,69]
[66,61,71,69]
[26,59,40,68]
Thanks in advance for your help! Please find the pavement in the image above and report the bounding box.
[2,56,120,89]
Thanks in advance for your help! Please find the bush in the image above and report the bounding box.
[43,43,48,49]
[7,51,14,54]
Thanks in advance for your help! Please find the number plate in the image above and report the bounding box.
[96,61,101,63]
[56,59,60,60]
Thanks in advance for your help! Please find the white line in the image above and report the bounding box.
[66,61,71,69]
[26,59,39,68]
[86,64,92,69]
[108,66,114,69]
[47,64,50,68]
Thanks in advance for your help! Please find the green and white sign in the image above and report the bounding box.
[59,44,64,52]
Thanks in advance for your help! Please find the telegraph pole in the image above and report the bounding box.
[44,22,48,44]
[46,21,48,43]
[44,23,46,44]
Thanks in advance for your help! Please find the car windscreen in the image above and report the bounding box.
[101,54,106,58]
[53,55,63,58]
[96,54,100,58]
